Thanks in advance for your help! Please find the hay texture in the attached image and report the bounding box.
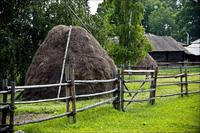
[136,53,158,69]
[22,25,116,100]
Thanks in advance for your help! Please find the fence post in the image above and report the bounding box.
[9,81,15,133]
[149,67,158,105]
[112,69,121,111]
[65,64,70,122]
[69,64,76,123]
[180,66,183,97]
[1,79,8,126]
[184,66,188,95]
[120,65,125,111]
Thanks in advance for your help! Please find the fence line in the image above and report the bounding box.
[0,62,200,132]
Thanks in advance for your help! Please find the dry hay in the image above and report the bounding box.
[22,25,116,100]
[136,53,158,69]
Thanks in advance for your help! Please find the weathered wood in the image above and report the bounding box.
[124,89,156,93]
[0,90,11,94]
[15,111,72,126]
[120,65,125,112]
[156,92,185,97]
[124,69,155,73]
[0,105,9,110]
[124,79,154,83]
[180,66,183,97]
[57,25,73,99]
[65,65,70,120]
[149,67,158,105]
[1,79,8,126]
[15,96,71,104]
[185,67,188,95]
[117,69,121,111]
[157,82,184,86]
[157,73,185,79]
[70,65,76,123]
[0,125,9,132]
[187,90,200,94]
[187,73,200,76]
[8,82,70,89]
[9,81,15,133]
[124,97,156,103]
[76,88,118,99]
[77,97,117,112]
[74,78,117,84]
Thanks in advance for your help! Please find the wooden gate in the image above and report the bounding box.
[120,67,158,111]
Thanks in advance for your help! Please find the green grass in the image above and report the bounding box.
[15,95,200,132]
[9,67,200,132]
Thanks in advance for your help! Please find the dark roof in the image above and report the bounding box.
[146,33,191,54]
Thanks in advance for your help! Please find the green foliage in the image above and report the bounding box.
[94,0,152,65]
[176,0,200,42]
[0,0,91,85]
[142,0,200,43]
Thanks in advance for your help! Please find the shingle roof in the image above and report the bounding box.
[145,33,190,54]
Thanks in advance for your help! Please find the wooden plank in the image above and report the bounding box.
[76,88,117,98]
[149,67,158,105]
[65,64,70,119]
[124,97,156,103]
[180,66,183,97]
[58,25,73,99]
[15,112,72,126]
[8,82,70,89]
[74,78,117,84]
[9,81,15,133]
[0,90,11,94]
[70,65,76,123]
[0,105,9,110]
[15,96,71,104]
[0,125,9,132]
[157,82,185,86]
[124,89,155,93]
[77,97,117,112]
[185,67,188,95]
[156,92,185,97]
[1,79,7,125]
[124,79,154,83]
[124,70,155,73]
[121,65,125,112]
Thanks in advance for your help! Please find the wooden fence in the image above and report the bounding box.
[0,62,199,132]
[0,64,119,132]
[121,62,200,111]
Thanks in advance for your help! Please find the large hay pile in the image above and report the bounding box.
[22,25,116,100]
[136,54,157,69]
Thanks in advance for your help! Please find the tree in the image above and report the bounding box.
[0,0,91,85]
[94,0,151,65]
[176,0,200,42]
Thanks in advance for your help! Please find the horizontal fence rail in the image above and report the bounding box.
[77,97,117,113]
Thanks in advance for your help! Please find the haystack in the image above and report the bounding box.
[136,53,157,69]
[22,25,116,100]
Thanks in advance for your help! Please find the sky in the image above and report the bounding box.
[88,0,103,15]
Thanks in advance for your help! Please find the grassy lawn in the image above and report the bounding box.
[12,67,200,132]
